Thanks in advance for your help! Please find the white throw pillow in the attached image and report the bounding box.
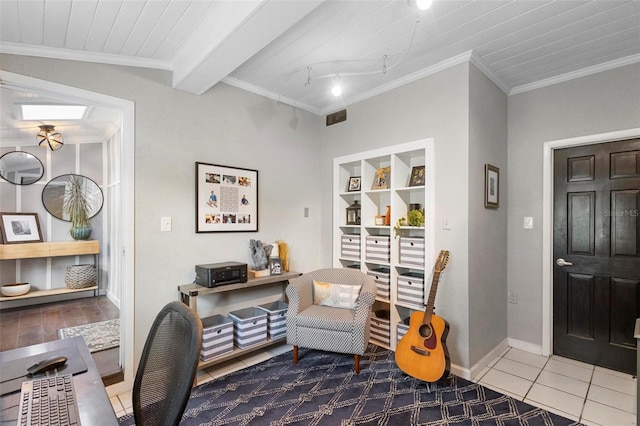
[313,280,361,309]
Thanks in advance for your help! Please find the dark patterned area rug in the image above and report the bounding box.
[119,345,582,425]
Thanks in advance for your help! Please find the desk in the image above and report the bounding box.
[0,336,118,426]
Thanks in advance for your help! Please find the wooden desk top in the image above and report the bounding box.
[0,336,118,426]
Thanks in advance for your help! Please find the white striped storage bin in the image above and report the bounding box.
[396,320,410,345]
[341,234,361,259]
[370,314,391,347]
[366,236,390,263]
[228,307,268,348]
[400,237,425,267]
[397,272,425,306]
[201,315,234,361]
[367,267,390,300]
[256,301,288,338]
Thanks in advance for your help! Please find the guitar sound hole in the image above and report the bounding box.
[418,324,432,339]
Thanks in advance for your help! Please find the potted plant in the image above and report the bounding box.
[393,208,425,238]
[64,174,92,240]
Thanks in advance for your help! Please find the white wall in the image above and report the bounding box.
[467,64,508,367]
[0,54,323,365]
[507,63,640,349]
[319,62,474,370]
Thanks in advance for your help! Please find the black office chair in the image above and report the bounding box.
[132,301,203,426]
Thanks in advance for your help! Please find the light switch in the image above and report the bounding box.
[161,216,172,232]
[442,216,451,230]
[523,216,533,229]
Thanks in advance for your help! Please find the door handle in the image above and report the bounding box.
[556,258,574,267]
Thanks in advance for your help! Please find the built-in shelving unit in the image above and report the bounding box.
[333,139,434,351]
[0,241,100,302]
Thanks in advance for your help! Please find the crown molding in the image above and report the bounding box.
[469,51,510,94]
[0,42,172,71]
[509,53,640,95]
[222,76,322,115]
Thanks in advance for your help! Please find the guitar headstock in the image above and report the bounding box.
[434,250,450,272]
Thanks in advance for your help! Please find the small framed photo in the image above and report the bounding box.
[484,164,499,209]
[371,166,390,190]
[269,257,283,275]
[409,166,426,187]
[0,213,43,244]
[347,176,361,192]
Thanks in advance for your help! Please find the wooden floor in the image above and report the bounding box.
[0,296,123,385]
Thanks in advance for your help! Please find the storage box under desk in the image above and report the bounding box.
[256,301,288,338]
[201,314,234,361]
[228,307,268,348]
[397,272,425,307]
[341,234,361,259]
[367,267,390,300]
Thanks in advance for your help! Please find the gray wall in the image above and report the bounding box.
[468,64,508,366]
[507,63,640,348]
[318,62,475,370]
[1,54,323,361]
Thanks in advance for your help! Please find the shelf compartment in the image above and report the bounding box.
[397,272,425,307]
[367,267,390,301]
[341,234,361,259]
[365,235,390,263]
[399,236,425,267]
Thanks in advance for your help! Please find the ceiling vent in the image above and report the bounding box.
[326,109,347,126]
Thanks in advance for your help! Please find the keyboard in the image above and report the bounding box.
[17,374,80,426]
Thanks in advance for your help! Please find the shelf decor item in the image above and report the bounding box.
[64,264,97,289]
[196,162,258,232]
[409,165,426,186]
[371,166,390,189]
[64,174,93,240]
[0,212,43,244]
[393,209,425,238]
[484,164,499,209]
[347,176,361,192]
[346,200,361,225]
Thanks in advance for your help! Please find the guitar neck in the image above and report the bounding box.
[422,270,441,325]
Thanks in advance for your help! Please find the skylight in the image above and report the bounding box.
[21,104,88,120]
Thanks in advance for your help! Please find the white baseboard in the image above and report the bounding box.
[507,338,543,355]
[467,339,510,381]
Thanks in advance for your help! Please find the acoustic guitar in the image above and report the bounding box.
[395,250,450,382]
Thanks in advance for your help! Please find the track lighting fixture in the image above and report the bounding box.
[37,125,64,151]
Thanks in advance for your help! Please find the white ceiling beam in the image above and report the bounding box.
[171,0,325,95]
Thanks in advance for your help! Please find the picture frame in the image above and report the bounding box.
[196,162,258,232]
[0,212,43,244]
[371,166,390,190]
[409,165,426,187]
[484,164,499,209]
[347,176,361,192]
[269,257,283,275]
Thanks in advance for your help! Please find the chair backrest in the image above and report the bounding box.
[133,301,203,426]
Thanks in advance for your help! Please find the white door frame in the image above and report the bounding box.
[541,128,640,356]
[0,71,136,384]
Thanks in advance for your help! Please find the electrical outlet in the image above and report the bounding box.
[523,216,533,229]
[508,290,518,304]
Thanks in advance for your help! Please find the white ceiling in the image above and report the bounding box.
[1,0,639,143]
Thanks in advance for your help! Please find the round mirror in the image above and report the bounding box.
[42,174,104,221]
[0,151,44,185]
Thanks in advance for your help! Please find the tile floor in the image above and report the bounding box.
[108,344,637,425]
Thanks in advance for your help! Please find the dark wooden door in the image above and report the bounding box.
[553,139,640,374]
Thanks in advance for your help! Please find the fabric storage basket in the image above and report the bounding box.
[400,237,425,267]
[64,264,97,289]
[366,235,390,263]
[397,272,425,307]
[370,313,390,347]
[201,314,234,361]
[228,307,268,348]
[367,267,390,300]
[341,234,361,259]
[256,301,288,338]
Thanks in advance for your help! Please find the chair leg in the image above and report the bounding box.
[293,346,299,364]
[354,354,360,374]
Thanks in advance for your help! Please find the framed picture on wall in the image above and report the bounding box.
[0,212,43,244]
[196,162,258,232]
[484,164,499,209]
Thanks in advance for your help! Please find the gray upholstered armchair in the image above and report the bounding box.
[285,268,377,373]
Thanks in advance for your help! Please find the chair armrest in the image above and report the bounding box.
[285,275,313,314]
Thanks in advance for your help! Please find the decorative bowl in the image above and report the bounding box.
[1,283,30,297]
